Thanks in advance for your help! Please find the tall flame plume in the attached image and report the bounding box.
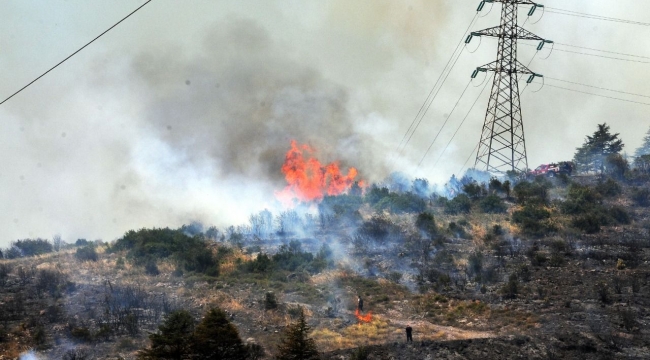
[276,140,362,204]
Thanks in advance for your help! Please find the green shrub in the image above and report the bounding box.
[70,326,93,343]
[513,180,550,205]
[113,228,219,276]
[10,238,53,257]
[479,194,507,213]
[631,187,650,207]
[512,204,555,236]
[444,194,472,215]
[608,206,631,225]
[501,274,519,299]
[462,182,484,200]
[265,292,278,310]
[596,179,622,197]
[75,246,98,262]
[561,184,601,215]
[415,212,437,237]
[374,192,426,214]
[572,213,603,234]
[145,260,160,276]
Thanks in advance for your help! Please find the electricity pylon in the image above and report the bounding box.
[466,0,552,174]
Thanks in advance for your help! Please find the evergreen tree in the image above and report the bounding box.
[635,126,650,157]
[138,310,195,360]
[192,307,249,360]
[573,123,624,173]
[276,308,320,360]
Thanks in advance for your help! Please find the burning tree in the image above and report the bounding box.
[276,140,361,205]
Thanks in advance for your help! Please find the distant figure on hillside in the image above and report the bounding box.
[357,296,364,312]
[406,325,413,342]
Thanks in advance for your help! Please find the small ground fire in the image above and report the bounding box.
[355,309,372,323]
[276,140,362,204]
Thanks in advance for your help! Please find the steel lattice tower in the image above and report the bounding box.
[466,0,551,174]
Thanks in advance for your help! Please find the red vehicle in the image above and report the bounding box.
[528,162,573,178]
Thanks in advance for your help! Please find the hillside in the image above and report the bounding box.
[0,174,649,359]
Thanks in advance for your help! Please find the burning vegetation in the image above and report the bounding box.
[1,125,650,359]
[276,140,363,205]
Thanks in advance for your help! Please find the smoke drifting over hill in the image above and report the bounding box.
[0,0,648,245]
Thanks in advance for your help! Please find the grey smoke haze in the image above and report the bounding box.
[0,0,648,246]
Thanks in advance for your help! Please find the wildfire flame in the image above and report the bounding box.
[354,309,372,323]
[276,140,362,204]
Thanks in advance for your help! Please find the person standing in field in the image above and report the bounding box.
[406,325,413,342]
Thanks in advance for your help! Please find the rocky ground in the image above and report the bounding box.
[1,177,649,359]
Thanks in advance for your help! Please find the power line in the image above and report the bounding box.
[519,42,650,64]
[0,0,154,107]
[555,42,650,60]
[431,78,490,169]
[459,142,480,175]
[534,82,650,106]
[397,13,479,153]
[545,77,650,99]
[417,79,472,167]
[545,7,650,27]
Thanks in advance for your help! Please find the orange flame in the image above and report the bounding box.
[355,309,372,323]
[276,140,361,204]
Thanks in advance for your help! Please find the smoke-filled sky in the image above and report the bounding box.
[1,0,648,246]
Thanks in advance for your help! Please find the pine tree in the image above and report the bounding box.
[635,127,650,157]
[138,310,195,360]
[192,307,249,360]
[276,308,320,360]
[573,123,624,173]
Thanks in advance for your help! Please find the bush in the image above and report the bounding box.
[596,179,622,197]
[265,292,278,310]
[374,191,426,214]
[75,246,98,262]
[444,194,472,215]
[572,213,603,234]
[70,327,93,343]
[415,212,437,237]
[113,228,220,276]
[145,260,160,276]
[351,346,371,360]
[10,238,53,257]
[608,206,631,225]
[75,239,90,247]
[513,180,550,205]
[561,184,601,215]
[501,274,519,299]
[631,187,650,207]
[512,205,555,237]
[462,182,484,200]
[479,194,507,213]
[595,282,612,304]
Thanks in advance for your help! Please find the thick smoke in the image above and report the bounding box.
[1,0,648,246]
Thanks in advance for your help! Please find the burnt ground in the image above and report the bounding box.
[0,177,650,359]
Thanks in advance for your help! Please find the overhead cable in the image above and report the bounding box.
[533,82,650,107]
[431,78,490,169]
[417,79,472,168]
[555,42,650,60]
[397,13,479,153]
[0,0,154,106]
[544,8,650,27]
[545,77,650,99]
